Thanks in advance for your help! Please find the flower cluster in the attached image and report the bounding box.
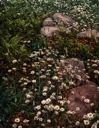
[10,112,30,128]
[86,59,99,84]
[83,113,95,126]
[2,46,98,127]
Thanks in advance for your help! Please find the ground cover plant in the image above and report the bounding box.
[0,0,99,128]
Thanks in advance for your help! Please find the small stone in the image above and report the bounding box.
[43,18,55,26]
[41,26,59,37]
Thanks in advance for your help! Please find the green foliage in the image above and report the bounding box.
[93,40,99,58]
[0,0,45,63]
[0,35,28,62]
[0,0,99,127]
[0,81,26,127]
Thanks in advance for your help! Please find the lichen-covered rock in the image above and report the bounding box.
[67,81,99,118]
[53,13,79,29]
[41,26,59,37]
[77,29,99,38]
[41,13,79,37]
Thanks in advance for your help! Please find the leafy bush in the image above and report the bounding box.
[0,35,28,62]
[45,32,98,60]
